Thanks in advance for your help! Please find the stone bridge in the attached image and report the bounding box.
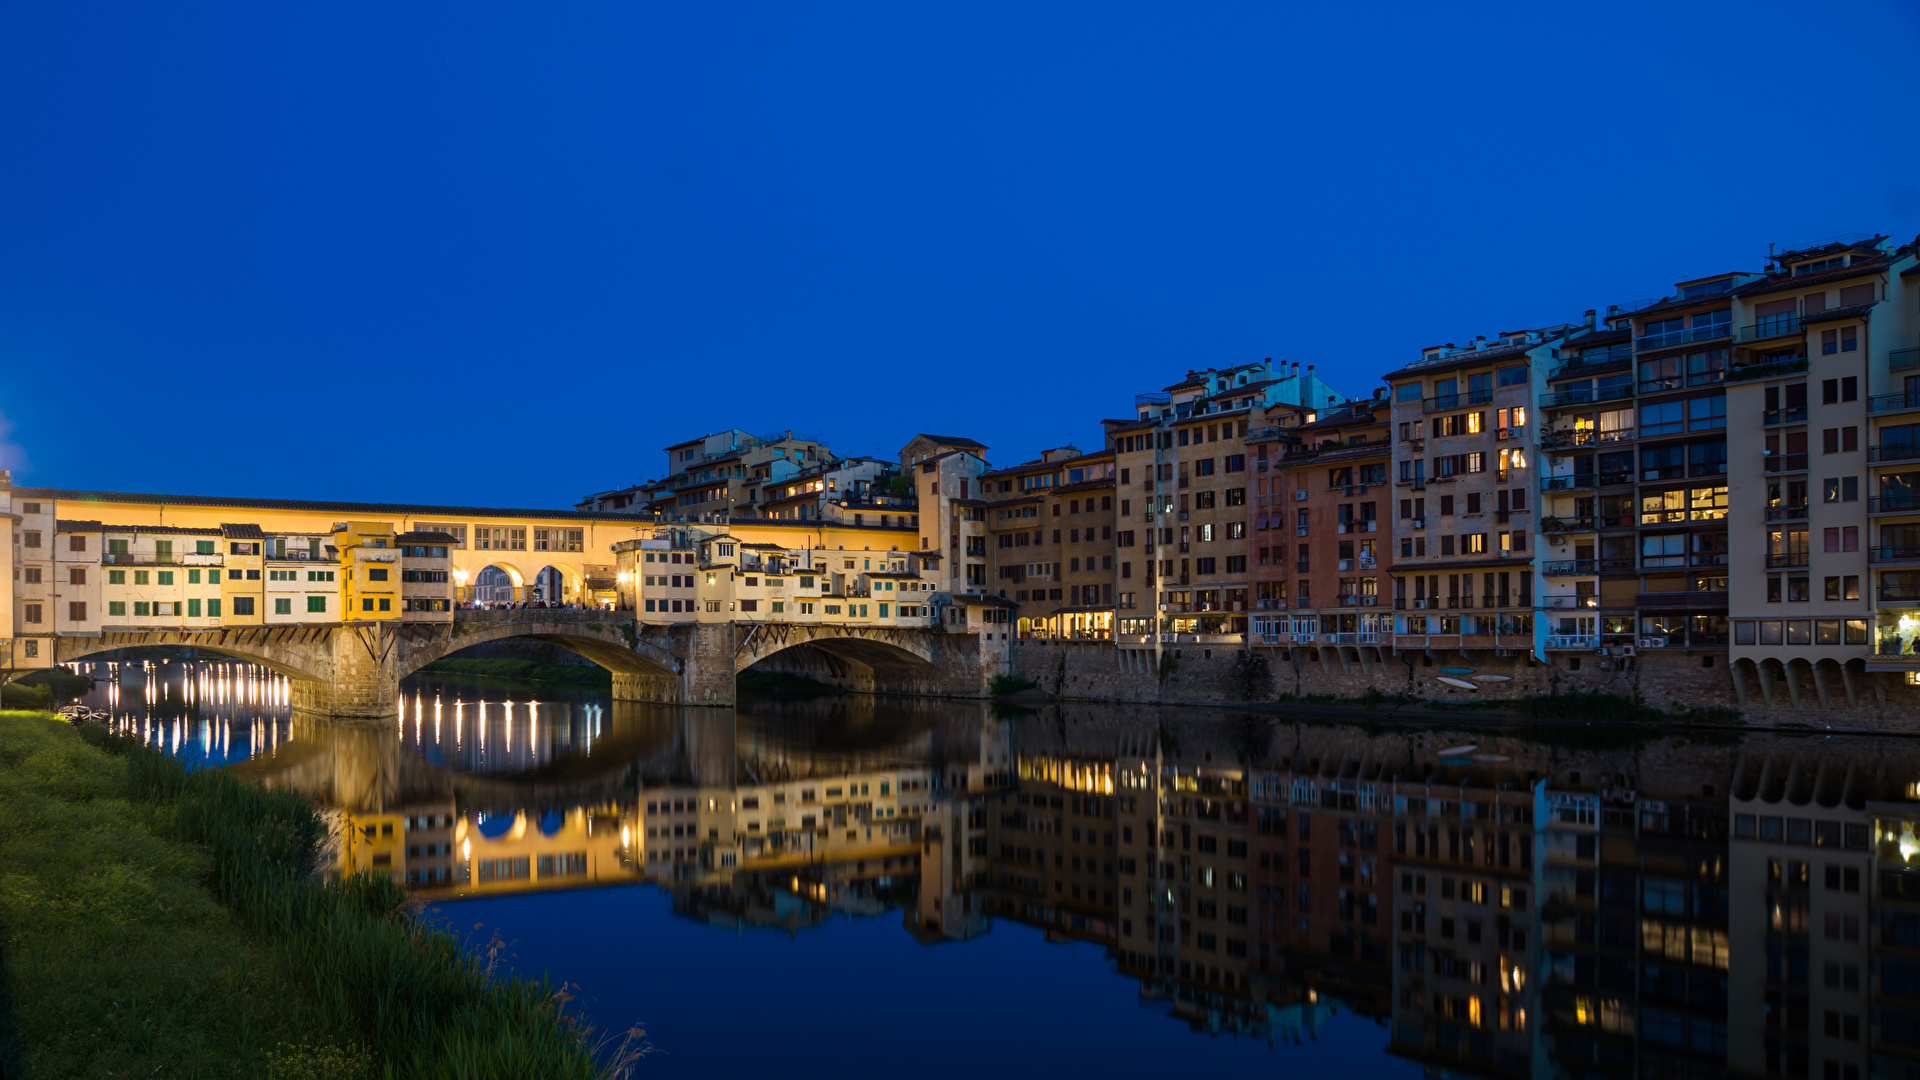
[54,610,990,717]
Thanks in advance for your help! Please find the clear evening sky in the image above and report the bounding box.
[4,2,1919,508]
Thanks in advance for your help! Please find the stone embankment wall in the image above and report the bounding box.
[1007,640,1920,731]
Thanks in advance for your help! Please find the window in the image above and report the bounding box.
[107,601,126,617]
[368,568,389,581]
[69,602,86,622]
[232,597,255,616]
[1641,401,1684,435]
[22,603,42,624]
[1688,395,1726,431]
[274,598,293,615]
[1497,366,1527,386]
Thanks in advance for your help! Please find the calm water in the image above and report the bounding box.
[75,658,1920,1079]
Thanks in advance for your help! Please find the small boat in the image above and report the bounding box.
[1436,676,1478,691]
[1439,667,1475,675]
[1437,744,1479,756]
[1473,674,1513,684]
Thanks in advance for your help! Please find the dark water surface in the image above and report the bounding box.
[81,658,1920,1079]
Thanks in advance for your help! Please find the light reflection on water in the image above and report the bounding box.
[71,659,293,768]
[103,656,1920,1078]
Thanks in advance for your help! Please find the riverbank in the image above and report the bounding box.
[0,710,637,1079]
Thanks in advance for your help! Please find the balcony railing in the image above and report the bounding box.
[1871,546,1920,564]
[1541,595,1599,610]
[1541,475,1598,492]
[1726,358,1809,383]
[1765,504,1810,522]
[1739,315,1802,342]
[1636,323,1731,351]
[1766,553,1811,568]
[100,552,223,566]
[1881,585,1920,602]
[1539,516,1596,534]
[1763,406,1808,425]
[1893,347,1920,372]
[1763,453,1809,473]
[1423,389,1495,413]
[1335,595,1380,607]
[1544,634,1599,650]
[1539,385,1633,410]
[1872,392,1920,415]
[1871,444,1920,464]
[1542,559,1598,576]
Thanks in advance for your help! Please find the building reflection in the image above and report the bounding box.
[89,659,1920,1076]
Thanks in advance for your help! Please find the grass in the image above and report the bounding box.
[0,711,643,1079]
[0,668,95,708]
[414,658,613,685]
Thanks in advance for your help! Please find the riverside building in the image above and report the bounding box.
[1385,330,1561,661]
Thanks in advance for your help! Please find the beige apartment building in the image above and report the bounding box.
[1722,235,1920,700]
[979,446,1119,638]
[1385,331,1559,658]
[901,433,992,596]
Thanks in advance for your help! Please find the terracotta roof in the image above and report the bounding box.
[911,433,988,449]
[1382,341,1546,383]
[54,519,104,532]
[221,523,268,539]
[1733,256,1893,298]
[1802,302,1877,326]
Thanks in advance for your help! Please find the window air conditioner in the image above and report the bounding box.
[1620,645,1637,656]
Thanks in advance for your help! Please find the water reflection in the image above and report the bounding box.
[93,658,1920,1077]
[72,659,294,767]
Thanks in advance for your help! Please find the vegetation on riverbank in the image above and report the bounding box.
[0,711,641,1079]
[0,668,95,708]
[415,657,613,685]
[1340,688,1742,725]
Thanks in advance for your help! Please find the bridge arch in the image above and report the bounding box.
[734,623,954,696]
[56,630,332,685]
[461,562,528,605]
[395,612,680,684]
[528,562,584,604]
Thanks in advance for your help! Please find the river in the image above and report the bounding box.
[70,656,1920,1079]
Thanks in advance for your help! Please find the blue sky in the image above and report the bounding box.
[4,1,1919,507]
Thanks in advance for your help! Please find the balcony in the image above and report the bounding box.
[1763,453,1809,474]
[1326,632,1381,645]
[1539,385,1632,410]
[1635,590,1728,610]
[1636,323,1731,352]
[1872,392,1920,416]
[1881,584,1920,603]
[1871,444,1920,465]
[1541,595,1598,610]
[1726,357,1809,383]
[1335,595,1380,607]
[1423,389,1495,413]
[1893,347,1920,373]
[1872,546,1920,565]
[1765,504,1810,522]
[1254,598,1288,610]
[1739,315,1803,343]
[1763,406,1808,425]
[100,552,223,566]
[1539,516,1596,534]
[1544,634,1599,650]
[1541,475,1598,492]
[1542,559,1598,576]
[1766,553,1811,568]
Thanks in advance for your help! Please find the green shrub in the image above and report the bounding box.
[988,673,1038,696]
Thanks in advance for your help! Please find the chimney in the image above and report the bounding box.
[1290,362,1300,379]
[1306,364,1316,382]
[1607,304,1619,316]
[1475,335,1487,349]
[1584,308,1596,329]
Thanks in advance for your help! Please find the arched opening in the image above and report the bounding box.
[461,563,526,606]
[527,563,586,608]
[739,633,939,697]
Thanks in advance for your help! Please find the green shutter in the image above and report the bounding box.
[208,598,221,618]
[188,599,201,618]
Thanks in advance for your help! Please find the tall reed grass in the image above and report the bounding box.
[73,724,646,1079]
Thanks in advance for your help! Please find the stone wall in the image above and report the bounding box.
[1008,640,1920,731]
